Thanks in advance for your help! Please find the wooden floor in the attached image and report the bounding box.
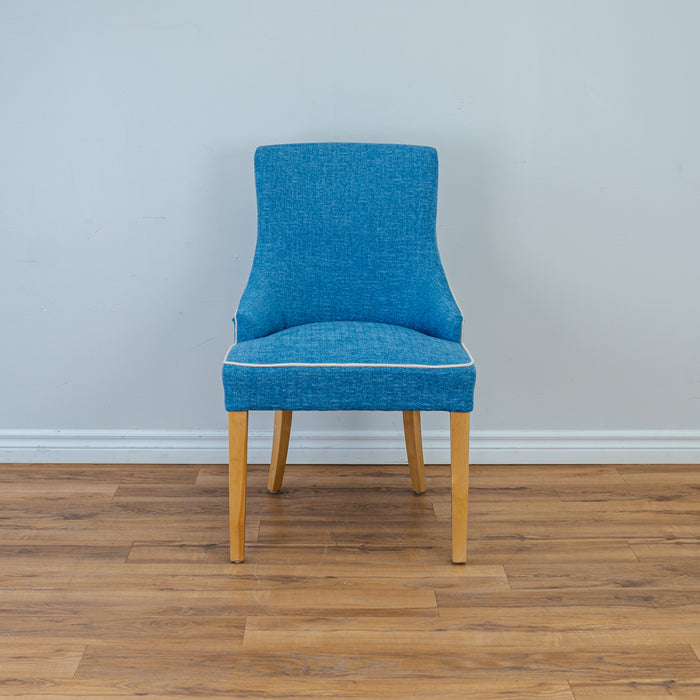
[1,462,700,698]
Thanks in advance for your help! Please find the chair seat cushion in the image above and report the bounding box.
[222,321,475,411]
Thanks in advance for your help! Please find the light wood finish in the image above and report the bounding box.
[450,411,470,563]
[268,410,292,493]
[402,410,427,494]
[228,410,248,562]
[3,460,700,697]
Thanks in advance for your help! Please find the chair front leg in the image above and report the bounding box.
[268,410,292,493]
[228,411,248,563]
[403,411,427,494]
[450,412,471,564]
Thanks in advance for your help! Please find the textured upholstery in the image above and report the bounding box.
[224,321,474,411]
[222,142,476,412]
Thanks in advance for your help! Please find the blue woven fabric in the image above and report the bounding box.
[222,143,476,412]
[223,321,474,411]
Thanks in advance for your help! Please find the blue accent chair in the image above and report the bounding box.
[222,143,476,563]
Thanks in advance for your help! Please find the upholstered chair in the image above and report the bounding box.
[222,143,476,563]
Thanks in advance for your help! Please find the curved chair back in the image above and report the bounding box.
[248,142,454,337]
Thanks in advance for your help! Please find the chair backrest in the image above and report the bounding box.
[248,142,457,337]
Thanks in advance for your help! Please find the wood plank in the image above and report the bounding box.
[72,644,700,682]
[557,483,700,503]
[112,484,228,497]
[0,641,84,680]
[0,481,118,496]
[465,538,638,564]
[0,676,576,698]
[437,588,700,611]
[243,628,700,652]
[0,614,246,642]
[473,464,628,487]
[0,545,130,562]
[0,522,230,546]
[0,464,199,484]
[630,538,700,561]
[0,586,436,616]
[505,562,700,590]
[617,465,700,483]
[247,606,700,635]
[463,509,700,540]
[571,678,700,698]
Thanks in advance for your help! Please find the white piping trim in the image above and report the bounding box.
[223,360,474,368]
[223,343,474,369]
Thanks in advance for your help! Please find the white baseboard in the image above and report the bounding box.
[1,428,699,464]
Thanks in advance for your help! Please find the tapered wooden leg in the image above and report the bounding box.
[450,412,470,564]
[268,410,292,493]
[403,410,427,494]
[228,411,248,563]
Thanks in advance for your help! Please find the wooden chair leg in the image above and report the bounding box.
[268,410,292,493]
[228,411,248,563]
[450,412,470,564]
[403,410,427,494]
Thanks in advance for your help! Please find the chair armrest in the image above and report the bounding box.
[408,276,464,342]
[234,275,285,342]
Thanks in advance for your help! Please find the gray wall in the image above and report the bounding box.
[2,1,699,459]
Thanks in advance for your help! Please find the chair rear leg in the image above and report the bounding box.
[403,410,427,494]
[228,411,248,563]
[268,410,292,493]
[450,412,471,563]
